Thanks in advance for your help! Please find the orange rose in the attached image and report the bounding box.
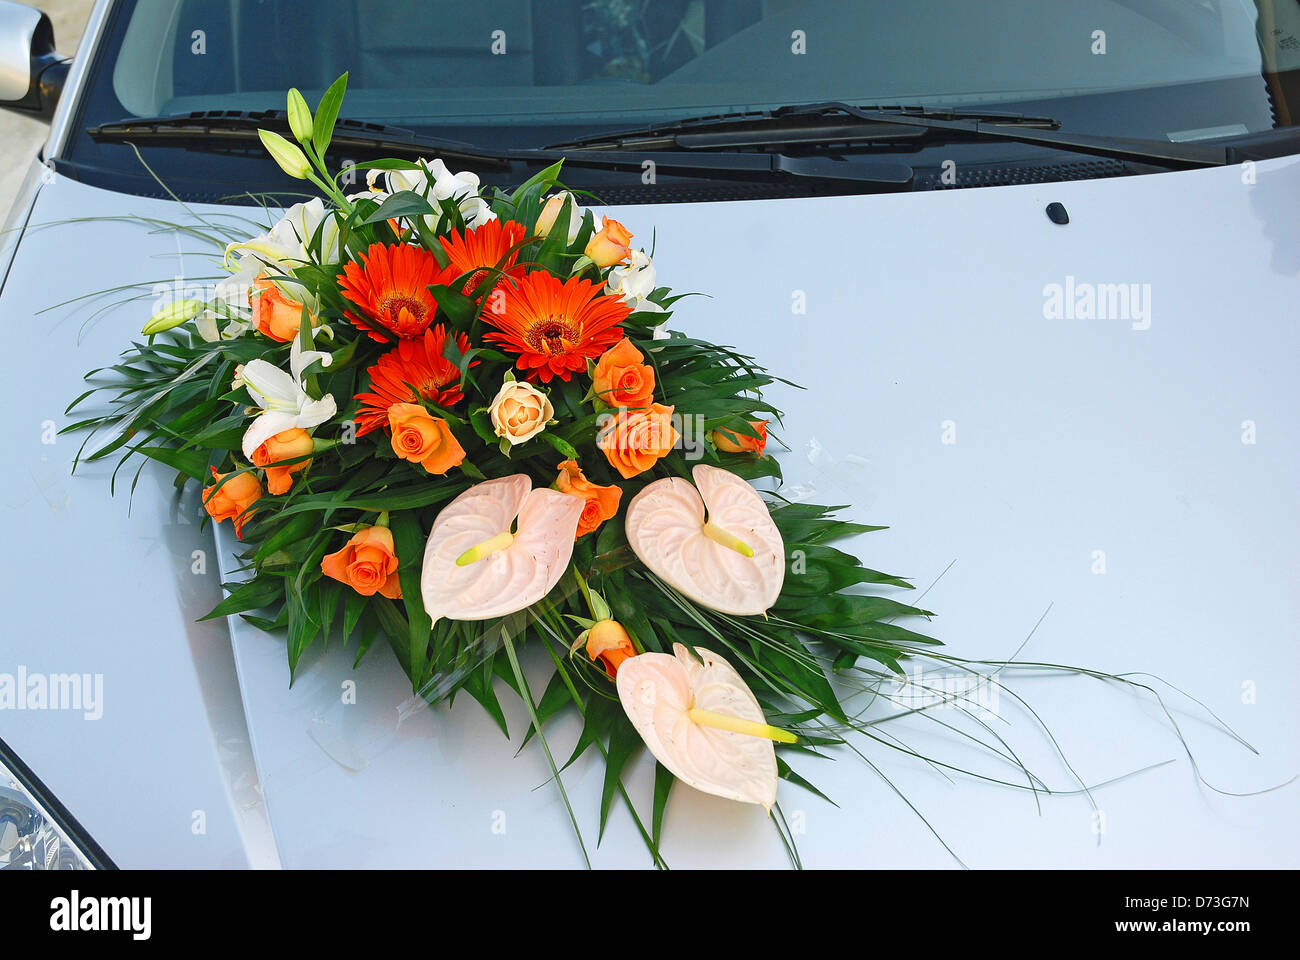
[387,402,465,475]
[554,460,622,539]
[251,427,315,495]
[585,619,637,678]
[597,403,679,479]
[250,274,313,342]
[202,467,263,538]
[713,419,769,455]
[585,217,633,268]
[592,337,655,408]
[321,525,402,599]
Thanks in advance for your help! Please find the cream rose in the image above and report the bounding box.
[489,379,554,445]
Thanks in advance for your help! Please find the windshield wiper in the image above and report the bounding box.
[87,108,916,188]
[87,110,516,169]
[547,101,1231,169]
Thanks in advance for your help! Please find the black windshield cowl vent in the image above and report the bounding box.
[583,179,869,206]
[915,158,1127,190]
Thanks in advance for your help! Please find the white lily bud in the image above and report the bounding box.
[258,129,311,179]
[142,299,202,335]
[286,88,314,143]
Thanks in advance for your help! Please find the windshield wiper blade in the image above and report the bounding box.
[88,109,915,188]
[559,149,914,186]
[548,101,1229,169]
[550,104,1061,149]
[87,109,515,168]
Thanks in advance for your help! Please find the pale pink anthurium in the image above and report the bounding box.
[420,475,584,622]
[624,464,784,615]
[616,643,790,809]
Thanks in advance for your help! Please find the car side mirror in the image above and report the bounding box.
[0,1,70,119]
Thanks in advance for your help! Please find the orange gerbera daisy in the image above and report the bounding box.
[482,271,630,382]
[352,325,476,436]
[338,242,459,341]
[439,219,527,295]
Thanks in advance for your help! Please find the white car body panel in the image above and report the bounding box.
[0,150,1296,867]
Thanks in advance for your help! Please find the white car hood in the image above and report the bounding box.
[1,159,1296,868]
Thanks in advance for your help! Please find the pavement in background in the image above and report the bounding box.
[1,0,94,218]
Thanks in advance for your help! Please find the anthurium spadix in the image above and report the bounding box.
[421,475,584,623]
[235,330,336,460]
[624,464,785,615]
[617,643,791,809]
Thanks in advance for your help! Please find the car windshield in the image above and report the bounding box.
[63,0,1300,199]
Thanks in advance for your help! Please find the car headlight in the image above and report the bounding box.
[0,743,106,870]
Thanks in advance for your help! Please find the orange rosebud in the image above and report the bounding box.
[713,419,769,455]
[250,274,313,342]
[585,619,637,678]
[387,402,465,475]
[592,336,655,408]
[554,460,622,539]
[535,191,579,240]
[251,427,314,495]
[584,217,633,268]
[321,525,402,599]
[202,466,263,539]
[597,403,679,479]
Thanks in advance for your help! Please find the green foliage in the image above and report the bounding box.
[64,80,947,869]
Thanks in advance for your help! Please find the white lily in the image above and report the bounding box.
[215,200,340,327]
[606,249,664,314]
[213,265,258,314]
[428,159,496,227]
[194,307,251,344]
[234,330,336,460]
[365,157,496,230]
[363,168,388,194]
[223,198,341,272]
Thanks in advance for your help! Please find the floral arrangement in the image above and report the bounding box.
[68,77,1261,867]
